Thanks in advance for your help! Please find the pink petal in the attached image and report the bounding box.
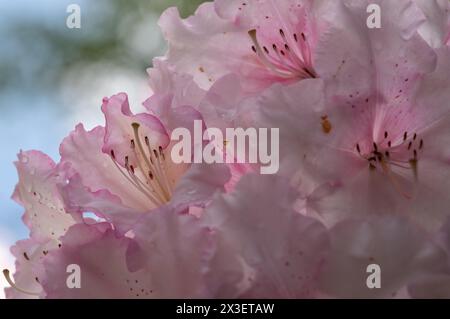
[204,174,329,298]
[60,124,150,211]
[145,59,206,128]
[315,0,436,100]
[415,0,450,48]
[101,93,169,168]
[4,237,56,299]
[318,215,447,298]
[60,174,142,234]
[41,223,153,298]
[170,163,231,211]
[12,150,75,239]
[127,208,216,298]
[159,3,283,94]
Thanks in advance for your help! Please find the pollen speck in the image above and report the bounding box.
[321,116,332,134]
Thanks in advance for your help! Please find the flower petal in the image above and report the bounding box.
[204,174,330,298]
[41,223,153,298]
[60,124,150,211]
[101,92,169,168]
[127,208,216,298]
[319,215,447,298]
[12,150,75,239]
[415,0,450,48]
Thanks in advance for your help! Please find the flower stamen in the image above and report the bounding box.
[109,123,175,207]
[2,269,41,296]
[249,29,316,80]
[355,130,425,196]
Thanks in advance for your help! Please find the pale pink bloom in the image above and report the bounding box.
[225,1,450,297]
[60,93,231,233]
[250,0,450,230]
[5,93,233,298]
[7,0,450,300]
[159,0,332,94]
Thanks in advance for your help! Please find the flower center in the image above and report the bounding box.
[355,130,424,197]
[109,123,174,207]
[249,28,316,79]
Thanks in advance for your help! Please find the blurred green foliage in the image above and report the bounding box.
[0,0,206,92]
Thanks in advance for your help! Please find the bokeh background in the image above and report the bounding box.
[0,0,204,298]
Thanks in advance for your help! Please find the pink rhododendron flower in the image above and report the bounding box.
[159,0,331,94]
[5,0,450,299]
[258,4,450,231]
[60,92,232,233]
[216,0,450,297]
[4,93,233,297]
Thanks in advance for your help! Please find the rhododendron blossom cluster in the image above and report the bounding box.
[4,0,450,298]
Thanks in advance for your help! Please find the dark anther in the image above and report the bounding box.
[384,131,388,139]
[403,131,408,141]
[110,150,115,159]
[408,142,412,150]
[356,143,361,153]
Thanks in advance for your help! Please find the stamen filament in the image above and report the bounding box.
[132,123,171,201]
[3,269,41,296]
[248,30,294,78]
